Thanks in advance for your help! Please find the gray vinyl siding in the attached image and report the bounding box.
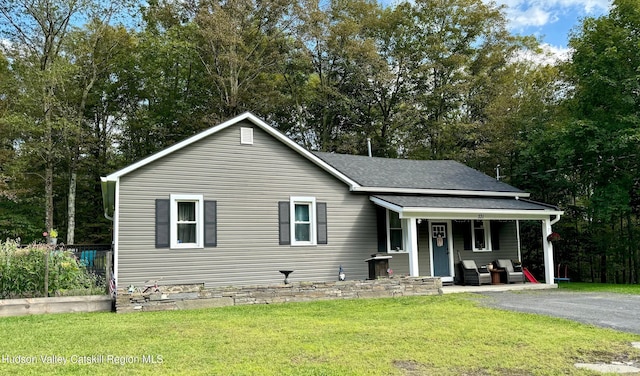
[453,220,519,267]
[388,221,431,277]
[116,122,377,287]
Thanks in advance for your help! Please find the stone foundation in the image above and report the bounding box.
[116,277,442,313]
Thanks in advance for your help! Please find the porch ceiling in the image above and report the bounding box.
[371,195,563,220]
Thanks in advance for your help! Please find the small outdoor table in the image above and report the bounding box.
[490,269,504,284]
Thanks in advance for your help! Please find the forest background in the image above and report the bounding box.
[0,0,638,283]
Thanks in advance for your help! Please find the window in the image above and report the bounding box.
[278,198,327,246]
[472,220,491,252]
[388,210,404,252]
[290,197,316,245]
[170,194,204,248]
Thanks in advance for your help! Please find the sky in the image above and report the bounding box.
[496,0,611,49]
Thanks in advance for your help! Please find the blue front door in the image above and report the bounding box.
[432,223,450,277]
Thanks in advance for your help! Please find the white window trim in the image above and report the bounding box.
[290,196,317,246]
[387,209,406,253]
[170,194,204,249]
[472,220,492,252]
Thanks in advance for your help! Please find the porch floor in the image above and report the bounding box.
[441,282,558,294]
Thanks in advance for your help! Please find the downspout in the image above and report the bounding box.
[550,214,561,226]
[100,177,115,221]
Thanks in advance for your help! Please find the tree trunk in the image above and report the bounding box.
[44,82,55,241]
[600,253,607,283]
[67,167,77,245]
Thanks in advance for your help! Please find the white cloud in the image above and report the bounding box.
[514,43,572,65]
[535,0,610,14]
[508,5,554,28]
[491,0,611,29]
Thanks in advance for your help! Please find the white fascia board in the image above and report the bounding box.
[370,196,403,213]
[355,186,530,198]
[399,207,564,220]
[370,197,564,220]
[102,112,361,189]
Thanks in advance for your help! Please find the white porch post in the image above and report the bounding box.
[405,219,420,277]
[542,218,555,284]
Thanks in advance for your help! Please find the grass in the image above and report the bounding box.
[0,292,639,375]
[558,282,640,295]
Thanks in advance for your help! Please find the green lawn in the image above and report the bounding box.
[0,293,638,375]
[558,282,640,295]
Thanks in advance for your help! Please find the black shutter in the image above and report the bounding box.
[278,201,290,245]
[155,199,170,248]
[317,202,328,245]
[453,220,472,250]
[376,206,387,252]
[204,200,217,247]
[490,221,501,250]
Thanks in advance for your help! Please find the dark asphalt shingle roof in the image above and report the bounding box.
[314,152,524,193]
[372,195,558,211]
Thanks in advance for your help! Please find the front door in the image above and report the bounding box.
[431,223,450,277]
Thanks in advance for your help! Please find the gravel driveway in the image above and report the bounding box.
[476,290,640,335]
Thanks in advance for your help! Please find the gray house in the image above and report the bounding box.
[101,113,563,289]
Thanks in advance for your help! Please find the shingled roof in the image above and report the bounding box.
[371,195,559,212]
[314,152,524,193]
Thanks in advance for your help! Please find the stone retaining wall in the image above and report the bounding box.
[116,277,442,313]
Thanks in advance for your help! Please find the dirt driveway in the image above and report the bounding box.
[476,289,640,335]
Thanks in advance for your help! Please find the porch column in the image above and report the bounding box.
[541,218,555,284]
[404,219,420,277]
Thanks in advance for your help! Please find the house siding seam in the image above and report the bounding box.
[116,122,377,288]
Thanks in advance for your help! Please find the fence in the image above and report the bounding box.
[64,244,113,278]
[5,243,114,298]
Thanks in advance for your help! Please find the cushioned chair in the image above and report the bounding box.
[496,259,524,284]
[460,260,491,286]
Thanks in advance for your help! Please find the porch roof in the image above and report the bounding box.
[371,195,562,220]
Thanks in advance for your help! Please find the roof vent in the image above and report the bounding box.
[240,127,254,145]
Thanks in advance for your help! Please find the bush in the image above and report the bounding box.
[0,239,101,298]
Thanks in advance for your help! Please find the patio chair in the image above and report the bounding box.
[460,260,491,286]
[495,259,524,284]
[80,250,97,268]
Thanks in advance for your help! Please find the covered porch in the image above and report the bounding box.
[371,195,563,285]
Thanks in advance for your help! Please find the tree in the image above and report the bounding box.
[513,0,640,283]
[385,0,528,167]
[282,0,384,153]
[1,0,91,242]
[193,0,293,121]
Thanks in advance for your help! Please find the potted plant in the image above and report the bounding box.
[546,232,561,242]
[44,229,59,245]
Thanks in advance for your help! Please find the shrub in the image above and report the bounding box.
[0,239,101,298]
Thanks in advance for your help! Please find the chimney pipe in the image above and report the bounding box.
[367,138,372,157]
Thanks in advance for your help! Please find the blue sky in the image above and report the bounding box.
[495,0,611,48]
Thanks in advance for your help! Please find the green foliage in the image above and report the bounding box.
[0,199,43,244]
[0,240,98,298]
[559,282,640,294]
[513,0,640,284]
